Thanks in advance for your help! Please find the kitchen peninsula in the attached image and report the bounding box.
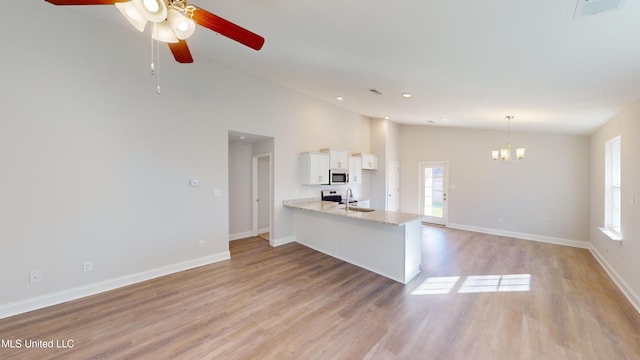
[283,199,422,284]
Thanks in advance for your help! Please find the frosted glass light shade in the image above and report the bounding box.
[500,149,509,160]
[516,148,526,159]
[167,9,196,40]
[115,2,147,32]
[132,0,167,23]
[152,21,179,43]
[491,150,499,160]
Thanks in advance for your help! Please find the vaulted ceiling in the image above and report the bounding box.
[40,0,640,134]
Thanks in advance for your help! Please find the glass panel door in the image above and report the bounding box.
[419,162,448,225]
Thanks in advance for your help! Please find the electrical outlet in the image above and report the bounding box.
[83,261,93,272]
[199,240,205,248]
[29,271,43,284]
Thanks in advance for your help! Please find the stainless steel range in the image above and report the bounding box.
[321,190,357,205]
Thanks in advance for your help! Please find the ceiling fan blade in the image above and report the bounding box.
[168,40,194,63]
[192,7,265,51]
[45,0,126,4]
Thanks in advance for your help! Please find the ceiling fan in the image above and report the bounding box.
[44,0,265,64]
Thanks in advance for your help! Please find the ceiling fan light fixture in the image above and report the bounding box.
[152,21,179,43]
[143,0,159,12]
[168,8,196,40]
[115,2,147,32]
[132,0,167,23]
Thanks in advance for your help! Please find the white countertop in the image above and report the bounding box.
[283,199,422,226]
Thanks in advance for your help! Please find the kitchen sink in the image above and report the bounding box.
[347,207,375,212]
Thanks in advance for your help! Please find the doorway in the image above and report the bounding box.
[419,161,448,225]
[252,153,272,241]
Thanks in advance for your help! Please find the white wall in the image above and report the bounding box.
[398,125,590,244]
[228,141,253,237]
[369,119,399,209]
[589,99,640,311]
[0,4,369,316]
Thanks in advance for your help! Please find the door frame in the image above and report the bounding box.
[386,160,400,211]
[252,152,272,238]
[418,161,449,225]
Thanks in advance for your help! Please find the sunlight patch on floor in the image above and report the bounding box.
[411,276,460,295]
[411,274,531,295]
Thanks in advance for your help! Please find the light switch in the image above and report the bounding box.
[189,178,200,187]
[214,188,222,196]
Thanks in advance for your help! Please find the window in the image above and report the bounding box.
[601,135,622,240]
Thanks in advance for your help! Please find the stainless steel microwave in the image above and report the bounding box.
[326,168,348,185]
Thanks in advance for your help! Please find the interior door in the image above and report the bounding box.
[386,160,400,211]
[419,161,448,225]
[252,153,271,239]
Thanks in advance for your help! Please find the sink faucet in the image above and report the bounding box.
[345,188,353,212]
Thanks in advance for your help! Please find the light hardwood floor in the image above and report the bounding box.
[1,226,639,359]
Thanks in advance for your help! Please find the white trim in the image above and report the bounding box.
[589,245,640,314]
[229,231,253,241]
[446,223,590,249]
[418,161,449,226]
[0,251,230,320]
[444,223,639,314]
[598,227,623,241]
[271,236,296,247]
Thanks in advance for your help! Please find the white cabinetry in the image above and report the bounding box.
[354,153,378,170]
[320,148,349,169]
[348,156,362,183]
[299,152,330,185]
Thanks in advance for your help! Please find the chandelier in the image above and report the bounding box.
[491,115,526,161]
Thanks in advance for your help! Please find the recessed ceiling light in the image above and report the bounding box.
[384,116,390,120]
[402,92,412,98]
[426,120,435,124]
[336,96,344,101]
[239,136,246,140]
[441,118,449,122]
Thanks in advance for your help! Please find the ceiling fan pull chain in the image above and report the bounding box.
[150,23,155,75]
[150,22,160,95]
[156,34,161,95]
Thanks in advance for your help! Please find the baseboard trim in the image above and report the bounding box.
[446,223,590,249]
[271,236,296,247]
[444,223,639,314]
[229,231,253,241]
[0,251,230,320]
[589,246,640,314]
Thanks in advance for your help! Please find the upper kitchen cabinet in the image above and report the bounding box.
[320,148,349,169]
[353,153,378,170]
[349,156,362,183]
[299,152,330,185]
